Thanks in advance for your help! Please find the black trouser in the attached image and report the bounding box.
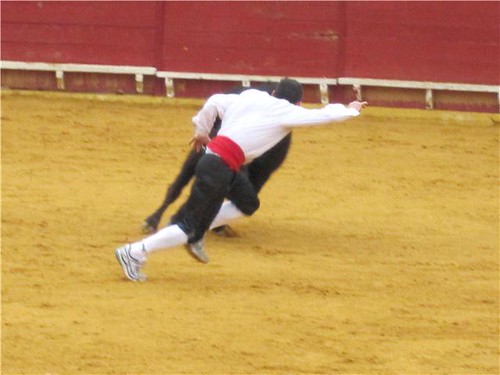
[171,154,259,244]
[144,134,291,232]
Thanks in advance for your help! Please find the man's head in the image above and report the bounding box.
[273,78,303,105]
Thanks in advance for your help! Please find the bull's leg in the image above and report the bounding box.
[142,150,202,233]
[247,134,292,193]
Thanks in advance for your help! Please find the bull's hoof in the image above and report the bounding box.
[141,221,157,234]
[211,225,238,238]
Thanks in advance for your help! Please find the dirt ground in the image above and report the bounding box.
[1,90,499,374]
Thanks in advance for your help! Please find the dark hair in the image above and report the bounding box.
[274,78,303,104]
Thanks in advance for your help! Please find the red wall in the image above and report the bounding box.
[344,1,499,84]
[160,2,344,77]
[1,1,498,110]
[1,1,161,66]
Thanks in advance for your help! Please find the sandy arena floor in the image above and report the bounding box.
[1,90,499,374]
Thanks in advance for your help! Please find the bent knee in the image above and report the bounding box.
[237,198,260,216]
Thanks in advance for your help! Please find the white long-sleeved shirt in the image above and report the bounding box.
[192,89,359,164]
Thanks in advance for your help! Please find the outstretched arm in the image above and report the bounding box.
[281,100,368,128]
[347,101,368,112]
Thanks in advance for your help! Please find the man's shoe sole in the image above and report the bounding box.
[115,248,142,281]
[184,245,209,264]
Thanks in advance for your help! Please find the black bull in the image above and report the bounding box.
[142,84,292,233]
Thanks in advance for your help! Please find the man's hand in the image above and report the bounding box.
[189,134,211,152]
[348,101,368,112]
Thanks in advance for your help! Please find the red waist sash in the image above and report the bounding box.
[207,136,245,171]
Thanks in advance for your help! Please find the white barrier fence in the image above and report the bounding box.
[0,61,157,93]
[1,60,499,110]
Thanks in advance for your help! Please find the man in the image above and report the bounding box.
[142,83,291,236]
[116,78,367,281]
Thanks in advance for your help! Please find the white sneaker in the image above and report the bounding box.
[115,244,147,281]
[185,239,209,263]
